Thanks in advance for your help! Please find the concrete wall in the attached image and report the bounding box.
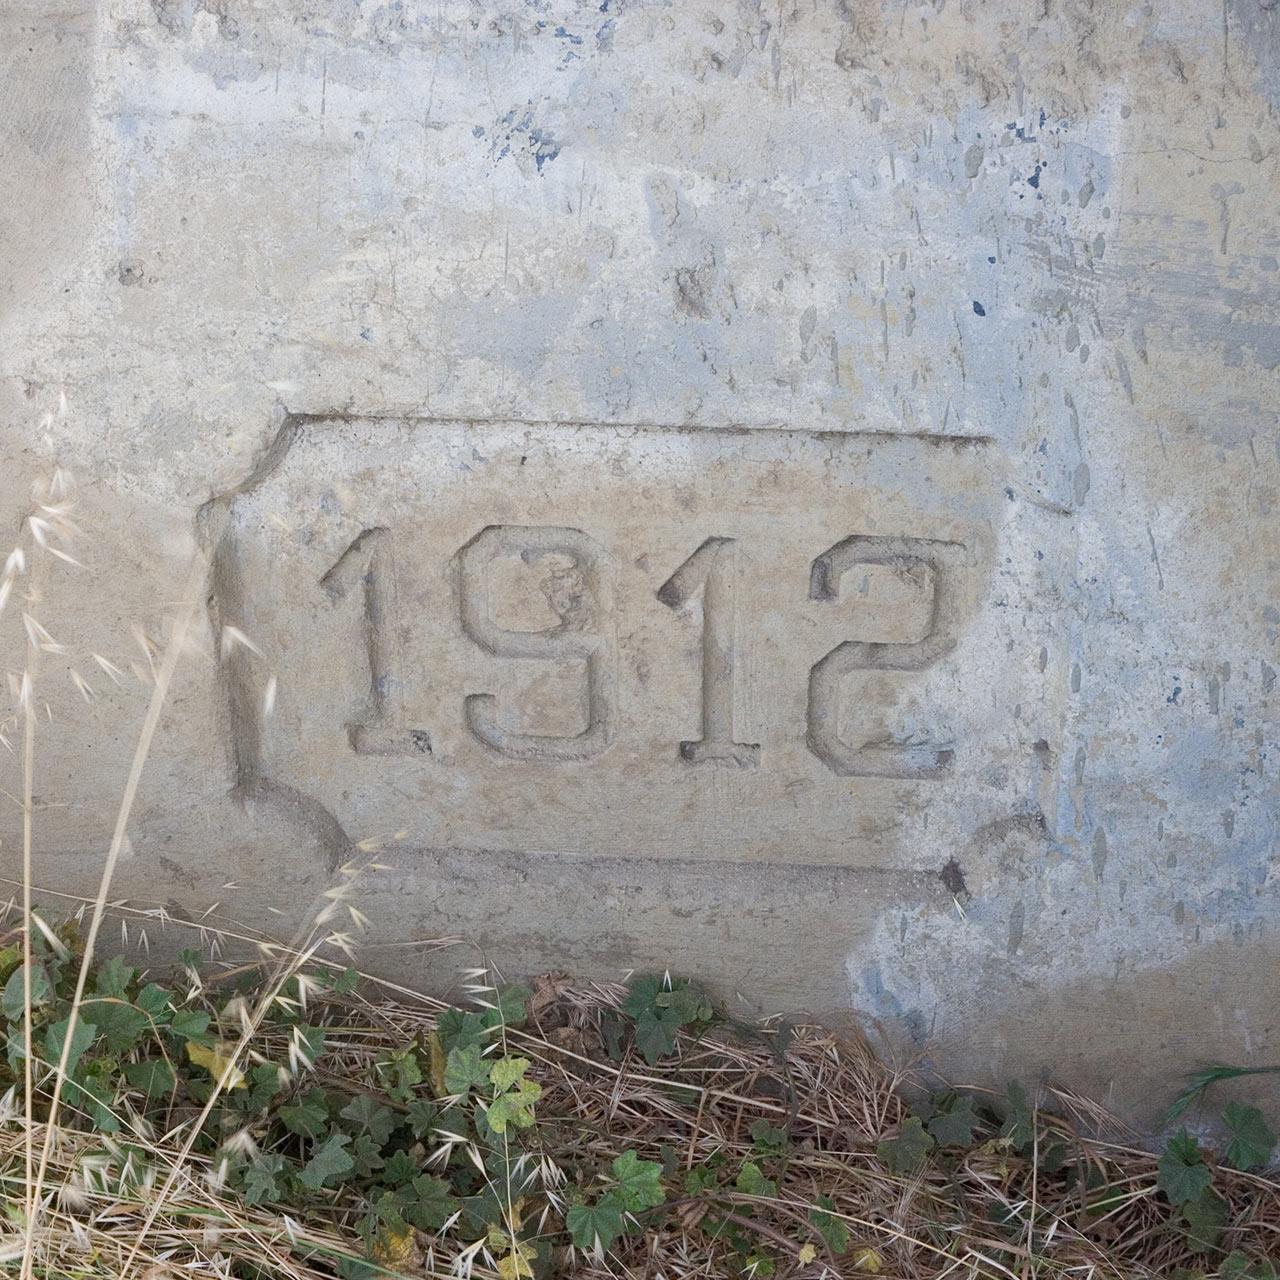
[1,0,1277,1125]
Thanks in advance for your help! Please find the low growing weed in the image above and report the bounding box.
[1,924,1280,1279]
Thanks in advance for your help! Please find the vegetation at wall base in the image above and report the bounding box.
[1,919,1279,1279]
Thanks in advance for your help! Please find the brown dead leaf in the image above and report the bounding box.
[528,970,574,1020]
[549,1024,600,1058]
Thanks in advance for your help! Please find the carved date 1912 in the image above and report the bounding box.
[320,523,962,778]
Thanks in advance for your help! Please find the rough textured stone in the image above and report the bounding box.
[0,0,1277,1126]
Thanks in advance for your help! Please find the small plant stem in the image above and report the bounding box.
[20,662,37,1255]
[120,932,326,1275]
[717,1209,808,1258]
[21,556,204,1280]
[491,983,522,1271]
[19,537,49,1277]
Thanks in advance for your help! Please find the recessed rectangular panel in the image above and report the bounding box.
[218,417,1024,869]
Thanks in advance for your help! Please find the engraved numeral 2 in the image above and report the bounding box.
[658,537,759,767]
[805,535,962,778]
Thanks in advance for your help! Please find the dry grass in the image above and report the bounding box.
[2,934,1280,1279]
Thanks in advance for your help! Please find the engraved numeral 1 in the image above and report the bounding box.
[658,537,760,766]
[321,528,432,755]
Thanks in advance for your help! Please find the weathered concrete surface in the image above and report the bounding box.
[1,0,1278,1125]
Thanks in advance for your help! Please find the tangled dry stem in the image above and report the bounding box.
[4,955,1280,1280]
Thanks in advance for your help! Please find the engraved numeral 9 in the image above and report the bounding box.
[458,525,617,761]
[805,535,961,778]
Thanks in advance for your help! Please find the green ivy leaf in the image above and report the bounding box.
[436,1008,489,1054]
[1001,1081,1035,1153]
[381,1150,419,1187]
[623,977,713,1065]
[135,983,171,1019]
[297,1132,354,1190]
[93,955,136,999]
[622,975,666,1019]
[611,1150,665,1211]
[169,1009,214,1046]
[735,1160,778,1198]
[461,1187,507,1231]
[482,983,530,1028]
[809,1193,850,1255]
[1222,1250,1280,1280]
[375,1044,423,1104]
[635,1006,691,1066]
[246,1062,286,1112]
[402,1174,458,1231]
[2,963,50,1021]
[927,1093,980,1147]
[566,1192,627,1252]
[1183,1186,1228,1253]
[281,1088,331,1138]
[486,1079,541,1134]
[489,1056,531,1092]
[657,983,712,1024]
[324,966,359,995]
[444,1044,491,1096]
[406,1097,437,1139]
[124,1059,175,1096]
[241,1153,286,1206]
[1223,1103,1276,1172]
[684,1163,720,1195]
[81,997,149,1056]
[44,1016,96,1077]
[339,1095,397,1146]
[749,1120,787,1156]
[877,1115,934,1175]
[434,1108,470,1146]
[350,1132,386,1179]
[1158,1130,1213,1206]
[66,1069,118,1133]
[291,1024,328,1071]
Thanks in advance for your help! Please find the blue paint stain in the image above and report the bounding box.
[972,300,986,316]
[472,125,485,138]
[987,255,996,263]
[490,104,563,174]
[529,127,561,172]
[553,25,583,43]
[1168,678,1183,705]
[1028,163,1041,189]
